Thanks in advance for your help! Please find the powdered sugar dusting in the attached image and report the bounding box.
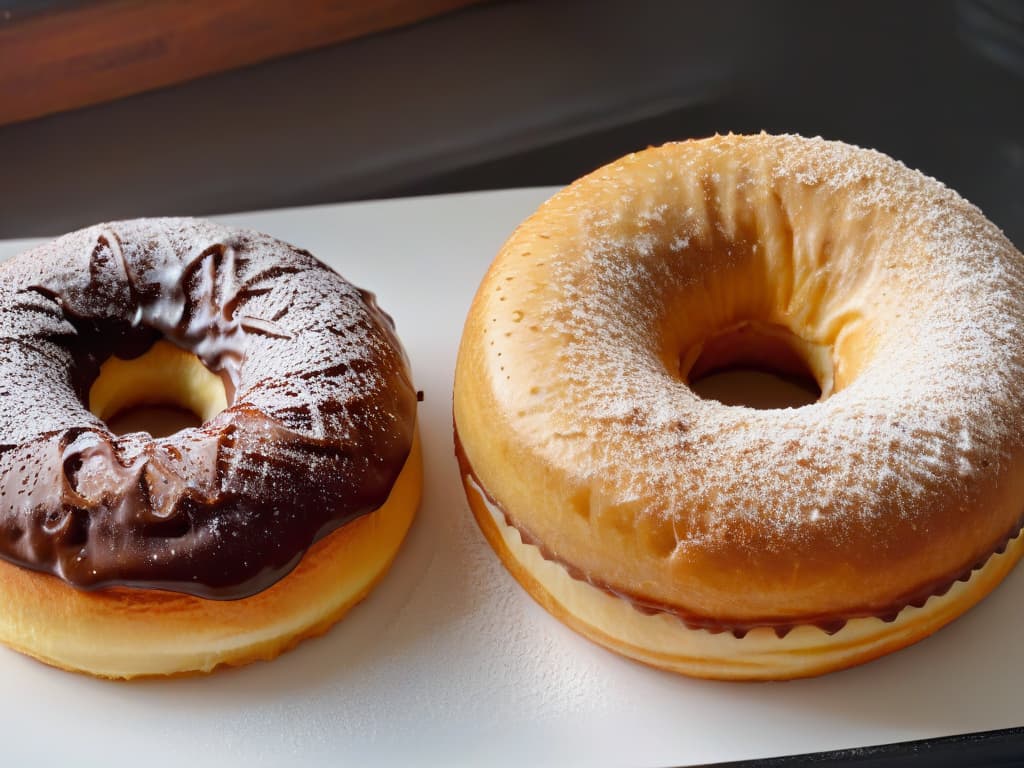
[480,134,1024,582]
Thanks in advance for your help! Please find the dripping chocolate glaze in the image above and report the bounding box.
[0,219,417,599]
[454,428,1024,639]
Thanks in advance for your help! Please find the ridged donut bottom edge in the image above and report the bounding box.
[463,469,1024,681]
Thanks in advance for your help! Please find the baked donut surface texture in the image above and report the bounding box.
[453,133,1024,679]
[0,218,421,677]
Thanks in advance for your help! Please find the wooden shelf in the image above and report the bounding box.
[0,0,480,126]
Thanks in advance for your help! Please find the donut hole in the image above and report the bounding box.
[105,406,202,438]
[681,322,833,409]
[89,340,228,437]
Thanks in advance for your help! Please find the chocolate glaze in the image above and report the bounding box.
[454,427,1023,638]
[0,219,417,599]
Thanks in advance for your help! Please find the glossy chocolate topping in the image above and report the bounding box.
[0,219,417,599]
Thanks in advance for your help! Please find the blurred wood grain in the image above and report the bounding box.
[0,0,481,125]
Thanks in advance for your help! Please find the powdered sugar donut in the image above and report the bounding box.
[454,134,1024,680]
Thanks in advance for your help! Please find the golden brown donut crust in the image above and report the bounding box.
[453,134,1024,664]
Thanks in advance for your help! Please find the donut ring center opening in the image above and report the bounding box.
[680,321,834,409]
[88,340,229,437]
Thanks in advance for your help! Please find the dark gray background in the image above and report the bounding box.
[1,0,1021,246]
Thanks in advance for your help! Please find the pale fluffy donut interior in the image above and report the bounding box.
[465,471,1024,680]
[89,339,228,425]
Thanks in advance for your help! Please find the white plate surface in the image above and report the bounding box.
[0,189,1021,767]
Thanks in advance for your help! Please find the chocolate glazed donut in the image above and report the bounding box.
[0,218,418,600]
